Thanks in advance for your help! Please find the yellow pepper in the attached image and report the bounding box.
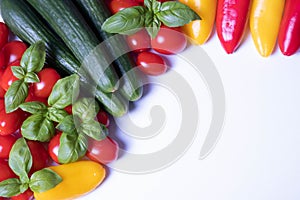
[250,0,285,57]
[179,0,217,45]
[34,161,106,200]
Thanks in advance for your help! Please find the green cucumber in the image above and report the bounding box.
[73,0,144,101]
[1,0,127,117]
[26,0,119,93]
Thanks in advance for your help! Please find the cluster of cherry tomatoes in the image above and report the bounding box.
[106,0,188,76]
[0,22,119,200]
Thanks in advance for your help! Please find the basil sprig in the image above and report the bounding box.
[56,98,108,164]
[5,41,46,113]
[19,74,80,142]
[0,138,62,197]
[102,0,201,38]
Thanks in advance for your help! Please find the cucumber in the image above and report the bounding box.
[73,0,143,101]
[1,0,127,117]
[26,0,119,93]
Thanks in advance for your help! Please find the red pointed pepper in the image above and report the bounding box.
[216,0,252,54]
[278,0,300,56]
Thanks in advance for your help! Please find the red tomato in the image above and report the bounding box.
[11,189,34,200]
[0,51,5,70]
[151,26,187,55]
[27,140,49,174]
[0,135,17,159]
[25,85,48,105]
[0,22,9,50]
[1,41,27,66]
[33,68,60,98]
[126,29,151,52]
[97,110,110,128]
[109,0,140,14]
[0,159,17,182]
[0,99,25,136]
[64,105,72,115]
[86,137,119,165]
[0,60,20,91]
[48,132,62,164]
[0,70,5,98]
[136,51,168,76]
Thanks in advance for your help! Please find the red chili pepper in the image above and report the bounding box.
[216,0,252,54]
[278,0,300,56]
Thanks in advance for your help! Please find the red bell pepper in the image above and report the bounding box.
[216,0,252,54]
[278,0,300,56]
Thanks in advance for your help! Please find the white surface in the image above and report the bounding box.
[2,15,300,200]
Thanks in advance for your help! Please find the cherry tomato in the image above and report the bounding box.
[0,22,9,50]
[97,110,110,128]
[1,41,27,66]
[64,105,73,115]
[0,135,17,159]
[151,26,187,55]
[25,85,48,105]
[0,159,17,182]
[27,140,49,174]
[86,137,119,165]
[0,60,20,91]
[0,99,25,136]
[0,70,5,98]
[33,68,60,98]
[136,51,168,76]
[109,0,140,14]
[11,189,34,200]
[126,29,151,52]
[48,132,62,164]
[0,51,5,70]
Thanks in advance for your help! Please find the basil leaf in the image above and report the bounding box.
[24,72,40,83]
[56,115,76,133]
[4,80,28,113]
[9,138,32,180]
[80,120,108,141]
[156,2,201,27]
[29,168,62,193]
[58,132,88,164]
[144,0,161,13]
[21,41,46,73]
[102,6,147,35]
[72,98,99,121]
[145,13,161,38]
[0,178,22,197]
[21,113,55,142]
[19,101,47,114]
[11,66,25,80]
[48,74,79,109]
[47,107,68,123]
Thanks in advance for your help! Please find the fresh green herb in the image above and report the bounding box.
[102,0,201,38]
[4,41,46,113]
[0,138,62,197]
[19,74,80,142]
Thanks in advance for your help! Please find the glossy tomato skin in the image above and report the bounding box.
[1,41,27,66]
[11,189,34,200]
[109,0,140,14]
[48,132,62,164]
[0,135,17,159]
[0,159,17,182]
[151,26,187,55]
[136,51,167,76]
[126,29,151,52]
[0,60,20,91]
[25,85,48,105]
[33,68,60,98]
[86,137,119,165]
[64,105,73,115]
[0,70,5,98]
[26,141,49,174]
[0,22,9,50]
[0,51,5,69]
[0,99,25,136]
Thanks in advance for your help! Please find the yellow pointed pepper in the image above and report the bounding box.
[250,0,285,57]
[34,161,106,200]
[179,0,217,45]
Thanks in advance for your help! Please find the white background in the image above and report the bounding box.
[2,15,300,200]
